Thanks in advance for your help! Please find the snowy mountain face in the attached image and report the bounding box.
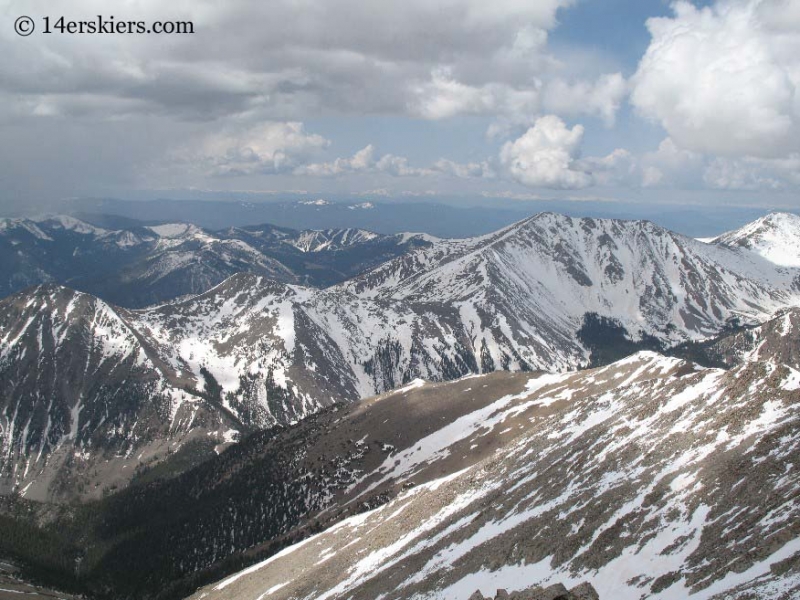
[286,228,380,252]
[0,274,476,500]
[0,274,478,500]
[183,311,800,600]
[713,212,800,268]
[346,212,800,342]
[129,273,481,418]
[0,216,431,307]
[0,285,239,502]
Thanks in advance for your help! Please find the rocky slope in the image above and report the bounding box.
[468,582,600,599]
[680,307,800,370]
[0,215,432,306]
[0,285,240,502]
[185,312,800,600]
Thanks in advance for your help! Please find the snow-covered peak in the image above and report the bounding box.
[299,198,331,206]
[714,212,800,267]
[345,211,800,354]
[146,222,205,239]
[396,231,441,244]
[36,215,107,235]
[0,217,53,240]
[288,228,380,252]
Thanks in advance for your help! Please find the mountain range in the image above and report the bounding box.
[0,214,434,307]
[59,195,788,239]
[2,212,800,503]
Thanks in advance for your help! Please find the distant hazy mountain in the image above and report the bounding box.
[0,215,433,307]
[61,195,790,238]
[66,197,536,238]
[2,212,798,504]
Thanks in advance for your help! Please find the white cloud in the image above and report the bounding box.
[578,148,638,187]
[0,0,576,122]
[375,155,430,177]
[704,154,800,189]
[433,159,496,179]
[295,143,494,179]
[411,68,626,131]
[581,136,800,191]
[409,70,496,120]
[499,115,592,189]
[295,145,376,176]
[294,145,429,178]
[173,122,330,176]
[626,136,800,191]
[639,137,705,188]
[631,0,800,158]
[542,73,627,126]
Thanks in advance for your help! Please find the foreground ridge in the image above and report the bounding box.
[182,312,800,600]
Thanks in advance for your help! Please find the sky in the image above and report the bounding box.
[0,0,798,215]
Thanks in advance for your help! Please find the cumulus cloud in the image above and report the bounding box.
[499,115,592,189]
[614,136,800,191]
[0,0,578,122]
[374,155,431,177]
[582,136,800,191]
[631,0,800,158]
[411,68,627,132]
[704,154,800,190]
[296,143,495,179]
[173,122,330,176]
[432,159,496,179]
[578,148,639,187]
[638,138,705,188]
[409,68,541,120]
[542,73,627,126]
[294,145,376,176]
